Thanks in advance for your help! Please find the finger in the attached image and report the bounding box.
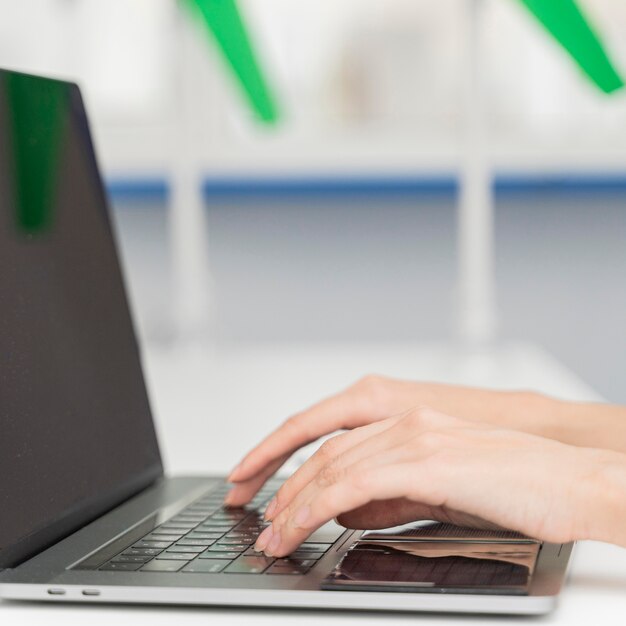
[258,437,424,556]
[259,412,519,555]
[266,416,403,521]
[228,383,381,483]
[261,459,438,557]
[336,499,503,532]
[224,453,290,507]
[329,411,486,528]
[266,407,454,527]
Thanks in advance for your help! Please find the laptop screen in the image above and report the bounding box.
[0,70,163,568]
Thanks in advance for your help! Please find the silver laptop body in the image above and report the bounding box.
[0,68,572,615]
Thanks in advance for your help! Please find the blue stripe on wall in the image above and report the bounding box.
[106,178,169,201]
[105,173,626,202]
[199,175,458,197]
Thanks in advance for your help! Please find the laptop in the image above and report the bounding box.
[0,68,572,615]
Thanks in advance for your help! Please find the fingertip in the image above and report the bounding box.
[264,529,282,557]
[223,487,250,508]
[264,497,278,521]
[228,457,263,483]
[227,462,244,482]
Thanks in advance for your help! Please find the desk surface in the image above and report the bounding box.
[2,341,625,624]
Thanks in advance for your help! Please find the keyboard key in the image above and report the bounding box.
[238,522,269,532]
[183,559,228,573]
[243,548,320,563]
[134,540,173,549]
[216,538,251,546]
[291,551,324,560]
[225,556,275,574]
[167,545,204,553]
[186,532,224,540]
[201,550,242,559]
[275,557,316,568]
[141,559,186,572]
[157,552,195,561]
[209,539,250,552]
[190,527,226,534]
[225,537,257,546]
[124,548,162,557]
[143,534,183,543]
[225,532,257,540]
[100,561,143,571]
[168,520,204,527]
[159,523,197,530]
[267,563,310,575]
[295,543,332,553]
[112,554,152,563]
[150,529,189,537]
[211,512,248,521]
[177,539,215,547]
[197,524,234,531]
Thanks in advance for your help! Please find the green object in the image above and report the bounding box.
[185,0,279,123]
[6,73,66,234]
[519,0,624,94]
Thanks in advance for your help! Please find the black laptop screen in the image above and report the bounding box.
[0,70,163,568]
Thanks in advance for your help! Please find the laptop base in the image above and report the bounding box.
[0,476,571,616]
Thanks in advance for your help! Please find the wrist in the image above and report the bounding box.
[502,391,566,440]
[523,395,600,446]
[534,396,578,441]
[544,400,626,453]
[580,450,626,546]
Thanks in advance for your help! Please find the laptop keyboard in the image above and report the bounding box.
[98,481,332,575]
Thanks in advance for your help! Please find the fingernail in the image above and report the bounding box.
[223,490,235,506]
[264,498,277,521]
[265,529,281,556]
[228,463,242,482]
[255,525,273,552]
[292,505,310,528]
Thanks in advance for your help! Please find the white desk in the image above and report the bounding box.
[3,341,626,624]
[142,340,603,474]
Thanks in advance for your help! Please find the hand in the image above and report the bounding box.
[226,375,555,506]
[252,407,624,557]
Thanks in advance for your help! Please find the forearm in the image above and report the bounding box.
[542,401,626,454]
[421,382,626,454]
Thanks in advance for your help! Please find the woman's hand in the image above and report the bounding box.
[226,375,561,506]
[252,407,626,557]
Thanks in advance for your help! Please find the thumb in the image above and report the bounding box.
[336,498,435,530]
[337,498,506,533]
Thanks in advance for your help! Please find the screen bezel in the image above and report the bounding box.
[0,69,163,569]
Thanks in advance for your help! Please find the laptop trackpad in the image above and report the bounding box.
[322,540,540,594]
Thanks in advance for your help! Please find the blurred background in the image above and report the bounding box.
[2,0,626,404]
